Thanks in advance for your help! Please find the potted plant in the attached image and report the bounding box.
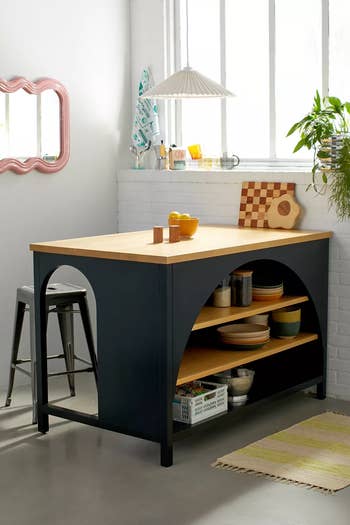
[287,90,350,220]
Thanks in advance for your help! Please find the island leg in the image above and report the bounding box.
[159,264,174,467]
[34,254,49,433]
[161,442,173,467]
[317,380,327,400]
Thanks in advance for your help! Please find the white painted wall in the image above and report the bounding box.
[129,0,168,168]
[0,0,131,389]
[117,168,350,400]
[127,0,350,401]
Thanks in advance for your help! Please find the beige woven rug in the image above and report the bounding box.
[213,412,350,493]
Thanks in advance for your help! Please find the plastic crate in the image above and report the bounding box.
[173,381,228,425]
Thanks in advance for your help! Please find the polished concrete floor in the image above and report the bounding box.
[1,376,350,525]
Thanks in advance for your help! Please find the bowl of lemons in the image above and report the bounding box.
[168,211,199,238]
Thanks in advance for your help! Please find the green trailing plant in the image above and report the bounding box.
[329,136,350,221]
[287,90,350,220]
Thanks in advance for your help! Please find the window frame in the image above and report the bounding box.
[166,0,330,166]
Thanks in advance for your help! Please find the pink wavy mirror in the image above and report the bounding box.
[0,77,69,174]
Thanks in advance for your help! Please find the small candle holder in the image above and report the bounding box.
[169,225,180,243]
[153,226,163,244]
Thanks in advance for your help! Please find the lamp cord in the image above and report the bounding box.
[186,0,190,67]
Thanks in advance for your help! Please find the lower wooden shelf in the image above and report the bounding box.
[176,332,318,386]
[173,375,323,437]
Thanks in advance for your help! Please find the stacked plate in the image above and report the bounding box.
[252,282,283,301]
[217,323,270,350]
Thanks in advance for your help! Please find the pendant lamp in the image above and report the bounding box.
[141,0,234,99]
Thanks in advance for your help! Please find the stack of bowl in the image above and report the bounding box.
[215,369,255,407]
[252,281,283,301]
[217,323,270,350]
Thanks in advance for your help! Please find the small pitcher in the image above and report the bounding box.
[220,152,240,170]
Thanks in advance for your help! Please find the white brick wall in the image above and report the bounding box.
[117,168,350,400]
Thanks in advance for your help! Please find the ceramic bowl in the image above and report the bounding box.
[217,323,269,339]
[252,287,283,294]
[215,374,253,395]
[229,394,248,407]
[271,306,301,339]
[170,217,199,238]
[252,292,284,301]
[253,279,283,288]
[223,341,269,350]
[243,314,269,325]
[231,374,254,395]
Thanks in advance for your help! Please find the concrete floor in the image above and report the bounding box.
[1,377,350,525]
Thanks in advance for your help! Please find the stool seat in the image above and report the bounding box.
[19,283,87,305]
[5,282,98,423]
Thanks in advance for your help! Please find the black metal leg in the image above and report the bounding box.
[5,300,26,407]
[317,380,326,400]
[160,442,173,467]
[57,305,76,396]
[78,296,98,384]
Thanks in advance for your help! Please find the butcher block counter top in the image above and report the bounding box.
[30,225,332,265]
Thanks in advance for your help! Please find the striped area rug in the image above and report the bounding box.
[213,412,350,493]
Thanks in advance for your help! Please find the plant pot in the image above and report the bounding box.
[319,134,350,220]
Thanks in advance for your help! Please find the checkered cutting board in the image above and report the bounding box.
[238,181,296,228]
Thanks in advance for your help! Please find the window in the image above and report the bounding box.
[171,0,349,164]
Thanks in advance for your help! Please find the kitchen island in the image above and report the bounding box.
[30,225,332,466]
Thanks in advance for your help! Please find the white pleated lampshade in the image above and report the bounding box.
[140,67,234,99]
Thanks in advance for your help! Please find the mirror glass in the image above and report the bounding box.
[0,89,60,162]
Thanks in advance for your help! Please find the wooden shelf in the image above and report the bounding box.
[192,295,309,331]
[176,332,318,386]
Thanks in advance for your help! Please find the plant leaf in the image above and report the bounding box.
[313,90,321,112]
[286,122,302,137]
[293,138,306,153]
[328,96,342,110]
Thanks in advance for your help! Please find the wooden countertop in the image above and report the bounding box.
[30,226,332,264]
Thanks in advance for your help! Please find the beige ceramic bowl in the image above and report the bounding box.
[243,314,269,325]
[217,323,270,339]
[216,373,255,396]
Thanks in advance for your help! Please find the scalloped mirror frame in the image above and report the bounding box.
[0,77,70,174]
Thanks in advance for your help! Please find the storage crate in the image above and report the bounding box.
[173,381,228,425]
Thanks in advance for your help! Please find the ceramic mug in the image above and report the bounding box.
[220,153,240,170]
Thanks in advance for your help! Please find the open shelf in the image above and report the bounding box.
[176,332,318,385]
[192,295,309,331]
[173,375,323,437]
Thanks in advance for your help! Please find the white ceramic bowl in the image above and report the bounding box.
[229,394,248,407]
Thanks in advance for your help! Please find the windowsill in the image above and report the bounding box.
[118,165,313,185]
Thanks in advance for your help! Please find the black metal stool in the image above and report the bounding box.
[5,283,98,423]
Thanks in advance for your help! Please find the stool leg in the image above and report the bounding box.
[5,300,26,407]
[57,305,76,396]
[29,303,37,424]
[30,305,49,425]
[78,296,98,384]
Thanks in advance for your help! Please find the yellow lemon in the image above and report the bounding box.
[168,211,181,220]
[179,213,191,219]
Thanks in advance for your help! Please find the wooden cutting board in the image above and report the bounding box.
[238,181,296,228]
